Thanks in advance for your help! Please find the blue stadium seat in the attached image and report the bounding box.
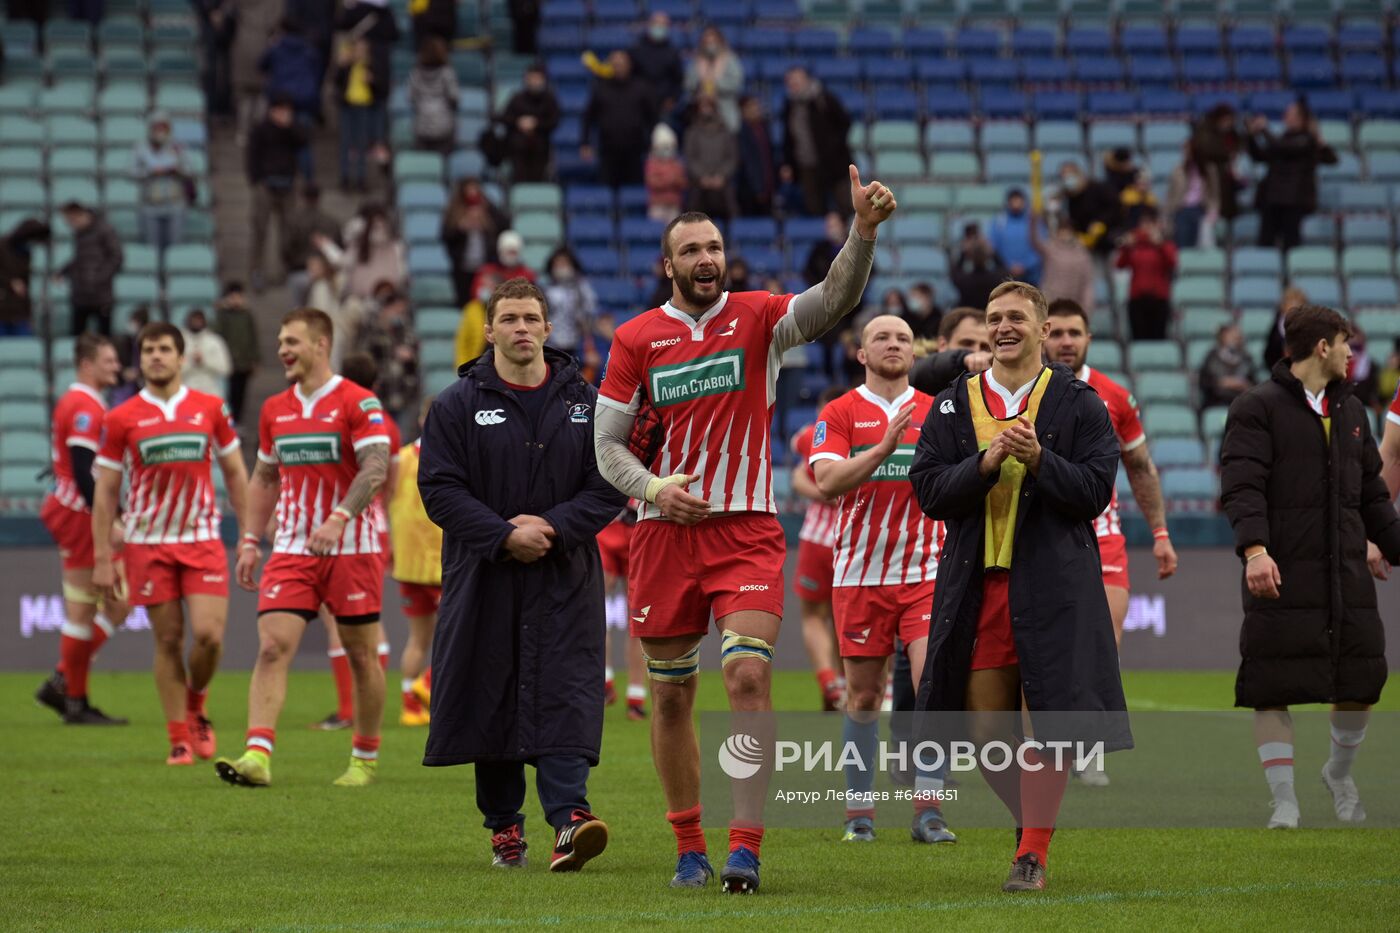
[1338,22,1383,54]
[1074,59,1125,86]
[955,28,1003,57]
[1145,405,1203,440]
[1294,276,1343,307]
[576,246,621,273]
[1233,276,1283,309]
[847,27,894,56]
[1342,215,1394,246]
[1121,25,1168,56]
[864,59,916,86]
[1342,56,1388,87]
[731,217,779,246]
[904,28,949,57]
[565,185,614,214]
[1175,25,1221,57]
[1153,437,1207,469]
[793,28,840,56]
[981,89,1027,120]
[1087,92,1138,118]
[1234,56,1282,83]
[812,58,859,84]
[1181,56,1230,86]
[1227,25,1275,55]
[1162,467,1218,499]
[1348,277,1400,307]
[1310,90,1356,121]
[1289,55,1336,89]
[968,59,1019,86]
[917,59,966,84]
[926,90,973,120]
[1283,24,1331,56]
[1142,90,1192,117]
[1359,90,1400,119]
[1021,58,1071,85]
[1128,57,1177,87]
[1031,91,1081,121]
[1012,27,1057,57]
[1065,26,1112,57]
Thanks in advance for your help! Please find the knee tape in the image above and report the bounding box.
[720,629,774,667]
[644,643,701,683]
[62,582,98,606]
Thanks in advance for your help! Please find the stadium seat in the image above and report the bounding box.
[1131,341,1185,371]
[1178,249,1226,277]
[1348,277,1400,308]
[1180,307,1232,340]
[399,183,448,212]
[1233,277,1283,310]
[1294,276,1343,307]
[1342,216,1393,246]
[1087,341,1124,370]
[0,369,44,401]
[1185,338,1216,371]
[1153,437,1207,469]
[1286,246,1335,278]
[1174,277,1228,311]
[1135,372,1192,405]
[0,401,48,431]
[1162,467,1218,500]
[1232,247,1281,278]
[515,213,564,245]
[980,122,1029,153]
[1342,245,1394,277]
[927,153,978,184]
[1144,404,1200,439]
[1355,308,1400,343]
[164,245,215,276]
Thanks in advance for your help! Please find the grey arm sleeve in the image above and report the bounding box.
[594,403,657,502]
[788,224,878,344]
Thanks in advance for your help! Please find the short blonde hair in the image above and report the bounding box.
[987,280,1048,320]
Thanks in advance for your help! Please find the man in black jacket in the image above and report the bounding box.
[418,278,626,873]
[1220,304,1400,830]
[60,203,124,337]
[1247,99,1338,251]
[580,51,656,189]
[246,96,307,290]
[629,11,683,117]
[0,218,50,336]
[781,67,854,217]
[910,281,1128,892]
[500,65,560,184]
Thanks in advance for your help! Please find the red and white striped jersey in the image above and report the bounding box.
[598,290,805,522]
[257,375,391,555]
[790,422,838,547]
[96,386,240,544]
[48,383,106,513]
[1387,383,1400,428]
[809,385,942,587]
[1081,366,1146,539]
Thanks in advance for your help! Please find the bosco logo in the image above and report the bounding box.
[650,336,683,349]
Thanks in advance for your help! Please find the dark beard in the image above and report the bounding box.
[674,266,725,308]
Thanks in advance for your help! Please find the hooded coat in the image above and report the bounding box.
[418,347,626,765]
[1219,361,1400,708]
[910,363,1132,750]
[0,219,50,325]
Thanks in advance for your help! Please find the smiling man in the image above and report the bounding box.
[910,281,1129,893]
[417,278,625,872]
[594,165,895,893]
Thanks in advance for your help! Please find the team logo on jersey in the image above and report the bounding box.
[264,583,283,599]
[717,317,738,337]
[273,432,342,464]
[854,444,916,481]
[939,399,955,414]
[813,421,827,445]
[188,412,205,426]
[367,412,385,424]
[359,398,384,412]
[475,409,506,426]
[138,433,210,464]
[650,336,683,349]
[74,412,92,432]
[569,403,591,424]
[632,605,651,626]
[649,349,746,407]
[140,579,154,597]
[854,420,880,428]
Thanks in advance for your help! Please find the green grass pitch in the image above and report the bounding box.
[4,669,1395,932]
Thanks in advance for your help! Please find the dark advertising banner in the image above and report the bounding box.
[5,547,1399,672]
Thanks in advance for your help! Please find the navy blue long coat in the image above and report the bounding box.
[418,347,626,766]
[910,363,1133,751]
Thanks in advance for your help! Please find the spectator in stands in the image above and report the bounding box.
[726,257,753,294]
[1191,102,1244,223]
[501,65,560,184]
[409,37,459,155]
[1120,169,1159,230]
[455,269,499,366]
[193,0,237,118]
[0,219,50,337]
[65,0,103,26]
[58,202,123,337]
[341,204,406,300]
[736,95,777,217]
[950,223,1008,310]
[646,259,672,309]
[1115,205,1178,341]
[903,282,943,342]
[231,0,282,143]
[802,212,846,287]
[1264,285,1308,370]
[644,124,686,223]
[259,19,322,131]
[543,248,601,373]
[285,0,336,116]
[508,0,540,55]
[441,178,510,306]
[132,111,190,257]
[336,0,400,91]
[1059,161,1122,256]
[303,247,351,364]
[879,287,909,318]
[581,50,657,189]
[246,96,307,291]
[1248,99,1338,252]
[334,38,389,193]
[114,305,149,401]
[469,230,536,303]
[1199,323,1257,410]
[629,11,684,119]
[781,67,854,218]
[213,283,259,423]
[410,0,456,49]
[281,184,342,304]
[988,187,1043,285]
[683,94,738,222]
[1103,147,1138,194]
[354,287,420,418]
[180,308,233,399]
[1030,209,1095,314]
[685,26,744,134]
[1166,140,1220,250]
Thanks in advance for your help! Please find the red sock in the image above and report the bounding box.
[185,685,207,717]
[729,821,763,857]
[667,804,706,855]
[422,667,432,690]
[377,641,390,671]
[816,667,838,694]
[352,734,380,761]
[246,727,275,757]
[402,688,424,714]
[1016,748,1069,866]
[59,632,94,699]
[92,614,113,654]
[329,649,354,720]
[844,806,876,821]
[167,719,191,748]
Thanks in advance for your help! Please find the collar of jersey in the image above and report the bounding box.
[855,383,915,420]
[70,382,107,408]
[294,374,343,417]
[661,291,729,341]
[1078,365,1091,382]
[139,384,189,421]
[984,368,1042,415]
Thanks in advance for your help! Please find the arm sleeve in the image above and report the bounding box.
[1218,393,1273,556]
[785,223,877,345]
[909,391,999,521]
[594,403,656,501]
[212,398,241,456]
[348,394,391,452]
[416,397,518,561]
[257,401,278,464]
[1358,416,1400,563]
[541,392,629,549]
[71,446,97,507]
[910,349,971,396]
[1113,388,1147,451]
[1031,391,1119,522]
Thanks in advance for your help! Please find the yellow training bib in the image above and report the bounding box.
[965,369,1052,570]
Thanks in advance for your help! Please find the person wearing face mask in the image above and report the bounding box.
[682,94,738,222]
[685,26,744,134]
[132,111,190,257]
[500,65,561,183]
[341,204,406,301]
[1199,323,1258,410]
[456,270,500,367]
[629,11,684,117]
[1058,162,1123,256]
[543,248,602,375]
[951,224,1010,309]
[180,308,234,399]
[441,178,511,305]
[902,282,943,341]
[988,187,1044,286]
[469,230,537,305]
[645,124,687,223]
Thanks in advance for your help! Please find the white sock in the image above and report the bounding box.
[1325,725,1366,780]
[626,684,646,703]
[377,641,390,658]
[401,678,414,694]
[94,613,115,637]
[604,666,615,684]
[1258,741,1296,802]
